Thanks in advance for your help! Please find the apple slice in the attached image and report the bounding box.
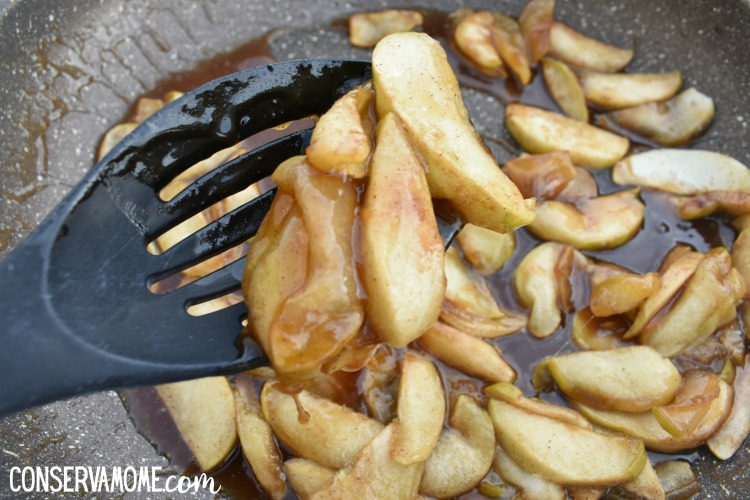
[156,377,236,471]
[624,250,704,339]
[455,223,515,275]
[493,445,566,500]
[506,103,629,168]
[613,149,750,195]
[360,112,445,348]
[261,384,383,469]
[349,9,424,48]
[419,322,517,383]
[491,13,532,85]
[641,248,745,357]
[284,458,336,499]
[442,246,525,337]
[235,387,287,499]
[306,84,373,178]
[503,151,577,200]
[362,346,399,424]
[390,354,446,464]
[549,21,633,72]
[669,191,750,220]
[452,10,508,77]
[581,70,681,109]
[546,346,682,412]
[269,162,364,381]
[601,88,715,147]
[529,190,645,250]
[419,395,495,498]
[541,58,588,121]
[574,377,734,453]
[488,398,646,487]
[589,272,660,317]
[514,242,572,337]
[708,354,750,460]
[652,369,720,438]
[519,0,555,63]
[571,308,631,351]
[611,460,665,500]
[310,424,424,500]
[98,123,138,160]
[484,381,593,429]
[373,32,535,233]
[732,226,750,297]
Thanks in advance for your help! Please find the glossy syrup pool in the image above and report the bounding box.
[119,9,738,499]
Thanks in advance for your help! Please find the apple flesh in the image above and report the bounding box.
[528,189,645,250]
[581,70,681,109]
[373,32,535,233]
[156,377,237,472]
[419,395,495,498]
[506,103,629,168]
[549,21,634,72]
[542,57,589,121]
[359,112,445,348]
[349,10,423,48]
[546,345,682,412]
[488,398,646,487]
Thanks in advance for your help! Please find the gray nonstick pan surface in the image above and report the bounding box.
[1,0,749,498]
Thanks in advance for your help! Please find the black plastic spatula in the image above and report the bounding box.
[0,59,463,417]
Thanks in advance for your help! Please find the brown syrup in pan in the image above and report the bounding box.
[120,10,734,499]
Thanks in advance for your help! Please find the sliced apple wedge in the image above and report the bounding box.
[269,162,364,381]
[284,458,336,499]
[420,395,495,498]
[488,398,646,487]
[613,149,750,195]
[602,88,715,147]
[529,190,644,250]
[546,346,682,412]
[453,10,508,77]
[641,248,745,357]
[519,0,555,63]
[455,223,515,275]
[549,21,633,72]
[581,70,681,109]
[98,123,138,160]
[373,32,535,233]
[541,57,588,121]
[491,13,532,85]
[670,191,750,220]
[360,112,445,348]
[652,369,720,438]
[732,226,750,295]
[235,387,287,499]
[506,103,629,168]
[503,151,577,200]
[613,459,665,500]
[574,377,734,453]
[571,308,631,351]
[349,9,424,48]
[390,354,446,464]
[708,354,750,460]
[156,377,236,472]
[419,322,517,383]
[589,272,659,317]
[261,384,383,469]
[514,242,571,337]
[625,250,704,339]
[484,381,593,429]
[442,246,525,337]
[310,424,424,500]
[306,84,373,178]
[493,445,566,500]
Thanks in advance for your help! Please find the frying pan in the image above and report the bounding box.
[0,0,749,498]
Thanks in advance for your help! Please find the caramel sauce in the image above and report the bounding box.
[119,9,737,499]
